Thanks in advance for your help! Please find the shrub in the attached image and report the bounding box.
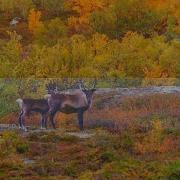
[135,120,174,154]
[34,17,67,46]
[100,151,115,163]
[60,135,79,143]
[28,9,42,33]
[120,132,134,151]
[0,131,18,156]
[165,161,180,180]
[40,133,62,143]
[78,170,93,180]
[64,165,76,177]
[16,143,29,154]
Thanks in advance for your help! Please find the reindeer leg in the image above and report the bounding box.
[50,114,56,129]
[40,114,45,130]
[41,113,48,130]
[42,112,48,129]
[44,114,48,129]
[78,111,84,131]
[21,111,28,132]
[18,110,23,129]
[49,110,56,129]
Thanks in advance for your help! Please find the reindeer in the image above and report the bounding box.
[45,80,97,130]
[16,98,49,131]
[15,80,63,131]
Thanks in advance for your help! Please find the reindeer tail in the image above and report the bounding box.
[44,94,51,99]
[16,98,23,109]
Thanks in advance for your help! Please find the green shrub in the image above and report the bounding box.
[120,133,134,151]
[101,151,115,163]
[165,161,180,180]
[64,165,76,177]
[16,143,29,154]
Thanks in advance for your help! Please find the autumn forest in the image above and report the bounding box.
[0,0,179,78]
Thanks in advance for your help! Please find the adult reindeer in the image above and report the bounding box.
[45,80,97,130]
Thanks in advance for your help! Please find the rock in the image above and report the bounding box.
[23,158,36,165]
[66,131,95,139]
[96,86,180,96]
[0,124,18,131]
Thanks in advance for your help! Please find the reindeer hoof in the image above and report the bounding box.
[22,127,28,132]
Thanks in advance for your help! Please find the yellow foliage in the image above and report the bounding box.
[28,9,42,33]
[135,120,174,154]
[174,26,180,35]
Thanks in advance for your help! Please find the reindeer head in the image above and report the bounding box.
[78,79,97,108]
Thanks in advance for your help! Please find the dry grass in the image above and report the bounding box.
[0,94,179,179]
[84,94,180,131]
[0,94,179,132]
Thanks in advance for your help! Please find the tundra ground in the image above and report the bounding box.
[0,93,179,179]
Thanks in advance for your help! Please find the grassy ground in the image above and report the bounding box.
[0,125,179,179]
[0,93,179,179]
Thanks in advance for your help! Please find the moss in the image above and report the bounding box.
[165,161,180,180]
[60,135,79,143]
[40,133,62,143]
[78,170,93,180]
[16,143,29,154]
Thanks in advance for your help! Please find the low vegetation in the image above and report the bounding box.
[0,86,179,179]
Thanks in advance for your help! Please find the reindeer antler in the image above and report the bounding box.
[80,79,89,90]
[91,78,97,89]
[45,80,59,94]
[78,78,97,90]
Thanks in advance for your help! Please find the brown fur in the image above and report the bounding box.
[16,98,49,131]
[46,89,96,130]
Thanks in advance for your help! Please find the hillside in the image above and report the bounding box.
[0,0,179,78]
[0,0,180,179]
[0,86,179,179]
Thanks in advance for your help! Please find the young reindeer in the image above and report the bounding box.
[16,98,49,131]
[45,80,97,130]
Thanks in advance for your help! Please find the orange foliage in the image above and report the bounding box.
[28,9,42,33]
[146,0,178,10]
[143,66,164,78]
[67,0,106,34]
[146,0,180,19]
[67,0,105,16]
